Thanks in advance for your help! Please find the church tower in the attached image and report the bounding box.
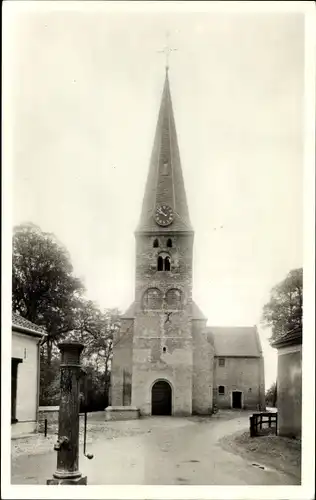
[131,68,195,416]
[110,66,214,418]
[109,65,264,418]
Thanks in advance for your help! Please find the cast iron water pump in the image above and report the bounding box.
[47,342,94,485]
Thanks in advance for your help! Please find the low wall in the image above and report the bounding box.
[38,406,59,432]
[11,420,37,437]
[105,406,140,421]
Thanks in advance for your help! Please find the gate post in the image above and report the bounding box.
[249,415,255,437]
[47,342,87,485]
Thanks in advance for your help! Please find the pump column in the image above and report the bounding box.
[47,342,87,485]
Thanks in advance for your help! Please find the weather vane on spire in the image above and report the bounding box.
[157,31,178,71]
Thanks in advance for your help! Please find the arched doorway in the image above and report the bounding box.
[151,380,172,415]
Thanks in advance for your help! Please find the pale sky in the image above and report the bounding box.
[6,3,305,389]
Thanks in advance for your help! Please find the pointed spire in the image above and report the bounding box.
[136,69,193,233]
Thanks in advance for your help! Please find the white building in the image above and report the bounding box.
[11,312,46,436]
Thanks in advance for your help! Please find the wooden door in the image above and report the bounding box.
[152,381,172,415]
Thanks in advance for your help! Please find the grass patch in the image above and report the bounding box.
[219,430,301,480]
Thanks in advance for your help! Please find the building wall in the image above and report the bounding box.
[277,343,302,437]
[192,319,214,414]
[134,234,194,304]
[213,356,263,409]
[110,319,133,406]
[132,310,193,415]
[111,235,265,416]
[12,331,40,434]
[131,233,194,416]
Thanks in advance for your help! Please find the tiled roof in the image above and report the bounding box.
[120,307,261,357]
[121,302,136,319]
[192,301,207,320]
[207,326,262,357]
[12,312,46,336]
[271,327,302,348]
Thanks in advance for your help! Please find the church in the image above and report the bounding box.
[109,67,265,417]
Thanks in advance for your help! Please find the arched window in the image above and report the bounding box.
[142,288,163,310]
[157,253,171,272]
[153,238,159,248]
[157,256,164,271]
[164,256,171,271]
[166,238,172,248]
[166,288,182,309]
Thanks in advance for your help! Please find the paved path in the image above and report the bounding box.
[11,411,299,485]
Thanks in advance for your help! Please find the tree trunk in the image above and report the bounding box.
[47,339,52,366]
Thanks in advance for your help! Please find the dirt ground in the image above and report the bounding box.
[219,429,301,481]
[11,410,301,485]
[11,412,149,458]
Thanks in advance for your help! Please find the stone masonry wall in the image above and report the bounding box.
[214,357,262,409]
[111,319,133,406]
[134,234,194,307]
[132,233,194,415]
[192,319,214,414]
[132,310,193,415]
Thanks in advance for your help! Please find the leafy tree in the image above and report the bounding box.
[67,300,120,365]
[12,223,84,364]
[40,355,61,406]
[262,268,302,342]
[265,382,277,407]
[39,299,122,409]
[12,222,124,410]
[65,300,121,410]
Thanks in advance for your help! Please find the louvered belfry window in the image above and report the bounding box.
[157,256,164,271]
[164,256,171,271]
[157,253,171,272]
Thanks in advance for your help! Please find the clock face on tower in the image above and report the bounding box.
[154,204,174,226]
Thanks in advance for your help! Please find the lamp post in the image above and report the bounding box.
[47,342,87,485]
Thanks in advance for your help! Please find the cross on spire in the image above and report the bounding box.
[157,31,177,71]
